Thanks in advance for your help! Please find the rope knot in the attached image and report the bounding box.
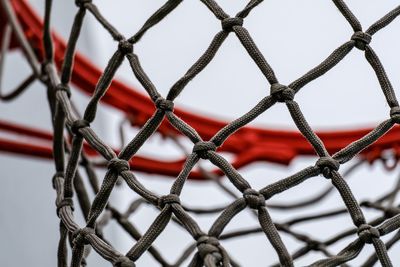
[108,158,130,173]
[158,194,180,209]
[243,188,265,209]
[75,0,91,8]
[114,256,135,267]
[221,17,243,32]
[155,97,174,112]
[196,236,222,262]
[315,156,339,178]
[351,31,371,50]
[55,83,71,98]
[357,224,380,244]
[307,240,322,251]
[56,197,74,216]
[118,40,133,55]
[72,227,95,246]
[390,106,400,124]
[70,119,90,136]
[192,141,216,159]
[270,83,295,102]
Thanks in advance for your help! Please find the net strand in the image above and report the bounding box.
[3,0,400,266]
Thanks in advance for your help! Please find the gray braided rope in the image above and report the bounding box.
[2,0,400,266]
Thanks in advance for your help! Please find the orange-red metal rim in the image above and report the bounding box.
[0,0,399,180]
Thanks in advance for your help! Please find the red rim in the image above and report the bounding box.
[0,0,399,179]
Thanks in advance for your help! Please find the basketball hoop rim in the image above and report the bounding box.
[0,0,399,179]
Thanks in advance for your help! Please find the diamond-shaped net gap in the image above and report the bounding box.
[2,0,400,266]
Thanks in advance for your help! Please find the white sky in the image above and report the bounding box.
[1,1,400,266]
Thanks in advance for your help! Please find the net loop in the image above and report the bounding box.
[192,141,216,159]
[55,83,71,98]
[390,106,400,124]
[357,224,380,244]
[108,158,130,173]
[270,83,295,102]
[196,235,222,263]
[72,227,95,246]
[75,0,91,8]
[315,156,340,178]
[118,40,133,55]
[351,31,371,50]
[243,188,265,209]
[158,194,180,209]
[155,97,174,112]
[9,0,400,265]
[70,119,90,135]
[221,17,243,32]
[56,197,74,216]
[113,256,135,267]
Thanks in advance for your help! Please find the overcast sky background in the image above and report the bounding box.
[1,1,400,266]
